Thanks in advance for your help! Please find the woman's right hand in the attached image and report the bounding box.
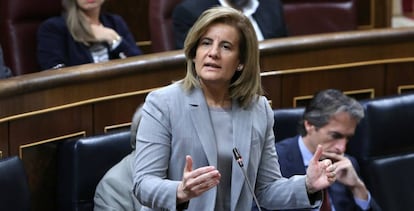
[176,155,221,204]
[90,24,120,45]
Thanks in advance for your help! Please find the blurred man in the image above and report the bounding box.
[172,0,288,49]
[0,45,12,79]
[261,89,382,211]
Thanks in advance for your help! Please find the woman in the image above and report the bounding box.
[37,0,142,70]
[133,6,336,211]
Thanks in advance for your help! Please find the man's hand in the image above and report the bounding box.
[323,152,369,200]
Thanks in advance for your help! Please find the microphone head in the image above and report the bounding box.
[233,147,244,167]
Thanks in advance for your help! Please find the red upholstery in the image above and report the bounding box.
[148,0,183,53]
[403,0,413,13]
[0,0,61,76]
[282,0,357,36]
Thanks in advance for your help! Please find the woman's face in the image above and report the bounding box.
[76,0,104,11]
[194,23,241,87]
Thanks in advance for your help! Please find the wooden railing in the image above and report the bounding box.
[1,27,414,210]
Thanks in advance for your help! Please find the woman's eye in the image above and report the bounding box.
[200,39,212,46]
[221,44,232,50]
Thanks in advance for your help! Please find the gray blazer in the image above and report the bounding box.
[133,82,320,211]
[94,151,142,211]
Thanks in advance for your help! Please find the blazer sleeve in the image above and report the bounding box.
[37,17,70,70]
[255,97,321,210]
[133,89,181,210]
[94,153,142,211]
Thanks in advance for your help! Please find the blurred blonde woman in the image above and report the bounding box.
[37,0,142,70]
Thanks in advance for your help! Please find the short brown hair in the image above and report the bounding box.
[181,6,263,108]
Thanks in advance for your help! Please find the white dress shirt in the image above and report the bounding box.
[218,0,265,41]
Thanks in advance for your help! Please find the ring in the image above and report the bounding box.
[329,164,335,172]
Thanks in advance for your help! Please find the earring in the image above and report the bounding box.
[237,64,243,71]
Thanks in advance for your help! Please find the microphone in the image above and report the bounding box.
[233,147,262,211]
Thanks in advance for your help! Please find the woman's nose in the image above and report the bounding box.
[208,44,219,58]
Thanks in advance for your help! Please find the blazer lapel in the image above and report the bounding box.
[277,137,307,177]
[231,102,252,211]
[187,88,218,167]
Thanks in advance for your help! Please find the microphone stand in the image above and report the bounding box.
[233,147,262,211]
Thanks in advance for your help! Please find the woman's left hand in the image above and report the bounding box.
[305,145,337,193]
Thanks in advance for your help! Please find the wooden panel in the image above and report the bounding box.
[10,107,92,154]
[261,75,282,108]
[374,0,392,28]
[356,0,372,27]
[385,63,414,95]
[94,94,148,134]
[260,34,414,72]
[280,65,384,107]
[10,106,92,211]
[356,0,392,29]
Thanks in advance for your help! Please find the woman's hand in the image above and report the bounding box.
[176,155,221,204]
[305,145,337,193]
[90,24,120,45]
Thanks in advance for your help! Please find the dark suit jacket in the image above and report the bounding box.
[0,45,12,78]
[265,136,381,211]
[37,13,142,70]
[172,0,288,49]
